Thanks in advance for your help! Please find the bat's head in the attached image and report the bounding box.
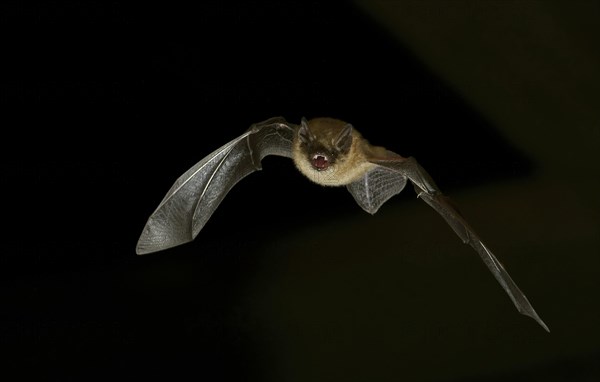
[292,117,371,186]
[297,117,353,172]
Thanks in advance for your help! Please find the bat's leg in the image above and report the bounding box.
[398,157,550,332]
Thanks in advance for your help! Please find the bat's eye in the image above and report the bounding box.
[311,154,329,171]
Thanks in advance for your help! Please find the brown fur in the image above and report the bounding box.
[291,117,384,186]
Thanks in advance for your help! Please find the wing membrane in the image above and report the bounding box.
[346,166,407,214]
[136,119,295,255]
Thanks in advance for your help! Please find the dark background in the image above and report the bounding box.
[2,1,599,381]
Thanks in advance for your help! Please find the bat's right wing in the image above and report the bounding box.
[136,117,296,255]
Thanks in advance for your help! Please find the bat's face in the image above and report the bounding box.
[292,117,374,186]
[298,117,352,170]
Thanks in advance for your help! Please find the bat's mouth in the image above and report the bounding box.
[311,154,330,171]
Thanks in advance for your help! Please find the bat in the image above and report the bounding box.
[136,116,549,332]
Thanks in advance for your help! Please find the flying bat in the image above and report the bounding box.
[136,116,549,332]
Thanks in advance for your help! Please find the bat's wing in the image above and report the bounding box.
[136,117,296,255]
[367,152,549,332]
[346,166,407,214]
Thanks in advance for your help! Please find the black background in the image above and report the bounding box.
[2,1,598,381]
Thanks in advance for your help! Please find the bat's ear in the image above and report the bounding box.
[299,117,313,144]
[334,123,353,154]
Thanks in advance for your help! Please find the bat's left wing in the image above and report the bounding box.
[136,117,296,255]
[358,152,549,332]
[346,166,407,214]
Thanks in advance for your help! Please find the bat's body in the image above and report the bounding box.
[137,117,549,332]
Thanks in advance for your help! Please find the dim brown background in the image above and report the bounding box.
[2,1,599,381]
